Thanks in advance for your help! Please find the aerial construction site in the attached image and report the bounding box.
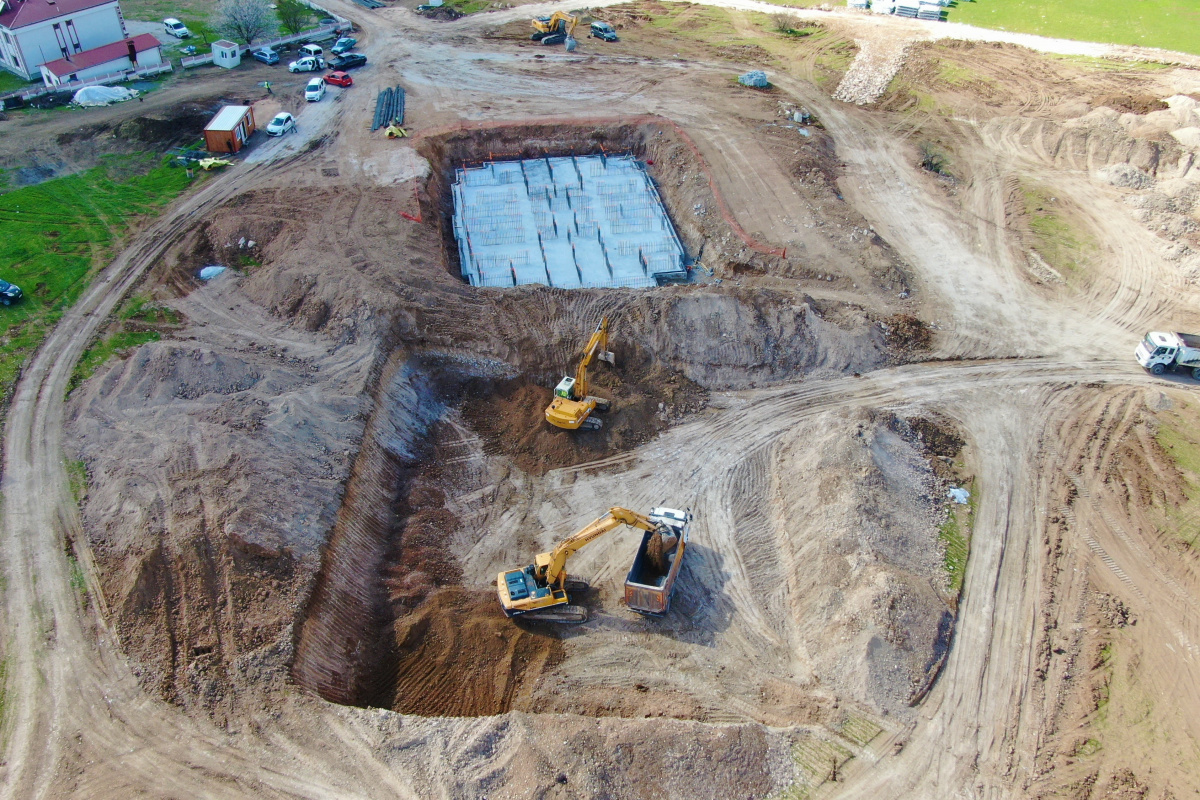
[3,0,1200,797]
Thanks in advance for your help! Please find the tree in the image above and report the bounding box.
[276,0,313,36]
[183,18,217,46]
[215,0,277,46]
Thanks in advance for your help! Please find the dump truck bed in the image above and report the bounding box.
[624,526,689,616]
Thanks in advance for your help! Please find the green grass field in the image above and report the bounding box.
[0,155,196,407]
[946,0,1200,56]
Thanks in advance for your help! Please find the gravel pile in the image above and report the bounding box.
[833,38,913,106]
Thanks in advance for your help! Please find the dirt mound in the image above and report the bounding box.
[462,367,703,475]
[1093,94,1168,115]
[378,588,563,716]
[417,5,464,21]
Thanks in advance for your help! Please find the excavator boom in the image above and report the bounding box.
[497,506,671,622]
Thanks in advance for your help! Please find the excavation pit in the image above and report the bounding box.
[452,155,687,288]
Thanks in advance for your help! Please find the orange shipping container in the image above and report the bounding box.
[203,105,255,154]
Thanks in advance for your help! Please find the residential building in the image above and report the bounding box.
[39,32,160,86]
[0,0,128,81]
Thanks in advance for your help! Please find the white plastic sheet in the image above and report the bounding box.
[71,86,138,106]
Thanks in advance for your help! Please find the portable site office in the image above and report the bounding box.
[204,105,255,154]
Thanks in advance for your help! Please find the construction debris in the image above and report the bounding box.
[738,70,770,88]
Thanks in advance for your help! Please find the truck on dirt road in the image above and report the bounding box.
[1136,331,1200,378]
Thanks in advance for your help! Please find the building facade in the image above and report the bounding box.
[0,0,128,81]
[39,32,161,86]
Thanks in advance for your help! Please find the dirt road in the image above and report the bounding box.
[4,0,1200,797]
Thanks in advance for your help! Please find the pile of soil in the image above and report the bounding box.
[1092,93,1169,115]
[378,588,563,716]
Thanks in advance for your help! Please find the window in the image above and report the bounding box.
[66,20,81,53]
[52,23,68,58]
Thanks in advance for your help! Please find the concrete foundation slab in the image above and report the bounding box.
[452,155,687,289]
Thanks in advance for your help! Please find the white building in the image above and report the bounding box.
[0,0,129,81]
[39,32,160,86]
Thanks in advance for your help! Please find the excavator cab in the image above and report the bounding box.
[545,318,615,431]
[553,376,576,399]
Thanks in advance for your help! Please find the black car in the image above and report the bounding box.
[0,278,23,305]
[328,53,367,70]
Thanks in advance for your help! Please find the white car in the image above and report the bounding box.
[265,112,296,136]
[163,18,190,38]
[304,77,326,102]
[288,56,325,73]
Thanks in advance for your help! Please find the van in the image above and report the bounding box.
[299,44,323,60]
[163,18,191,38]
[305,77,326,102]
[589,21,618,42]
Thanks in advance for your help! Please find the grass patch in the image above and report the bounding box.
[777,735,854,799]
[121,0,212,23]
[0,71,33,95]
[447,0,494,14]
[946,0,1200,57]
[0,654,7,730]
[1153,408,1200,549]
[1020,181,1090,278]
[68,292,181,394]
[0,154,197,408]
[67,459,88,505]
[1075,737,1102,757]
[67,554,87,596]
[939,480,975,598]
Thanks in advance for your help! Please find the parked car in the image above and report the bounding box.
[328,53,367,70]
[330,37,357,55]
[288,56,325,73]
[0,278,22,306]
[590,21,618,42]
[305,77,326,102]
[324,71,353,87]
[265,112,296,136]
[252,46,279,65]
[163,18,190,38]
[299,43,323,60]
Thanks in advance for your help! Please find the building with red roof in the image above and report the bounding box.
[39,32,161,85]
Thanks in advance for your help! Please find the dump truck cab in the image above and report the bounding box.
[1136,331,1200,378]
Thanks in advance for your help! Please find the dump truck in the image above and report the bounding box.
[1135,331,1200,379]
[624,507,691,615]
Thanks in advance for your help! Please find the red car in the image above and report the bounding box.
[324,71,353,87]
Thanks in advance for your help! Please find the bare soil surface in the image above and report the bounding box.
[6,1,1200,799]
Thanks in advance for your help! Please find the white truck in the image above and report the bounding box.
[1135,331,1200,378]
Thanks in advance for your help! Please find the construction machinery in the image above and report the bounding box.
[531,10,577,46]
[1136,331,1200,379]
[545,318,614,431]
[497,506,691,623]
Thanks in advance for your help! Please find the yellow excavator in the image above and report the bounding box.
[497,506,689,623]
[545,318,614,431]
[531,10,577,45]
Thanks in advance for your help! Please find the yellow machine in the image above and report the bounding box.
[531,10,577,43]
[497,507,681,623]
[545,318,615,431]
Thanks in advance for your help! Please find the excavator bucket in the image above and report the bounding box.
[598,349,615,365]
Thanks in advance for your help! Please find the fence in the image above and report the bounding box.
[4,61,174,102]
[181,20,350,69]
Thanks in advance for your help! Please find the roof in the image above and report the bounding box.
[40,33,160,77]
[205,105,252,132]
[213,39,238,49]
[0,0,115,30]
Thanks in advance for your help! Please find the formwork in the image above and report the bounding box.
[451,155,687,289]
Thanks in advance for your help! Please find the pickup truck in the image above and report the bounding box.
[1136,331,1200,378]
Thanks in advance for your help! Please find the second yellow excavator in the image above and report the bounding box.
[531,11,578,45]
[497,506,690,623]
[545,318,615,431]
